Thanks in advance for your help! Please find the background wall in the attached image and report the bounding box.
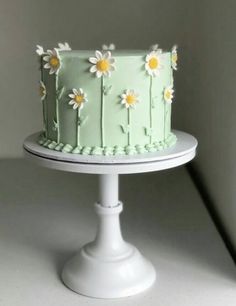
[176,0,236,252]
[0,1,236,251]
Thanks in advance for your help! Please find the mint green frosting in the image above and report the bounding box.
[38,132,177,155]
[40,49,177,156]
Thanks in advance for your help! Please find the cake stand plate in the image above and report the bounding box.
[23,130,197,299]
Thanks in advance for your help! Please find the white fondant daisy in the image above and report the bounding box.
[145,49,163,77]
[171,45,178,70]
[89,50,115,78]
[36,45,45,56]
[57,42,71,51]
[150,44,159,51]
[68,88,88,110]
[43,49,61,75]
[163,85,174,104]
[39,81,46,101]
[102,43,116,51]
[121,90,139,109]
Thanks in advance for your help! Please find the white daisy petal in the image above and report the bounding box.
[72,88,78,95]
[69,94,75,98]
[104,51,111,59]
[43,55,50,61]
[150,44,159,51]
[43,63,51,70]
[90,65,97,73]
[36,45,44,56]
[58,42,71,51]
[95,50,103,59]
[102,44,108,50]
[146,54,151,61]
[153,70,158,76]
[89,57,98,64]
[69,100,75,105]
[96,70,102,78]
[73,103,78,109]
[52,49,58,57]
[109,43,116,50]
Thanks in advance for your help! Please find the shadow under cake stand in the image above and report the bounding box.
[23,130,197,299]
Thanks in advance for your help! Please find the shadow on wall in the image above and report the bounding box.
[173,0,236,254]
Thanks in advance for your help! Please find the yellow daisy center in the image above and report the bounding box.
[74,94,84,104]
[165,90,171,100]
[126,94,136,105]
[96,59,110,72]
[49,56,60,68]
[148,57,159,69]
[172,53,178,63]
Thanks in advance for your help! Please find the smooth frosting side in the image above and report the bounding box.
[38,46,178,156]
[38,131,177,156]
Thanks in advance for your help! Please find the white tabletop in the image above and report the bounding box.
[23,130,197,174]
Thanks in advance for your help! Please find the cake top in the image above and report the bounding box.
[36,42,178,76]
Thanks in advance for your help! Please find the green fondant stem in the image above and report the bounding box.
[55,75,60,143]
[77,107,81,146]
[149,76,153,144]
[128,107,131,145]
[42,100,46,136]
[40,57,47,138]
[56,99,60,143]
[101,76,104,147]
[164,102,166,140]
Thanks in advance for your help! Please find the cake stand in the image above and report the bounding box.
[23,130,197,299]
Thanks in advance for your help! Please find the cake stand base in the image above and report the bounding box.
[62,175,156,298]
[23,130,197,299]
[62,245,155,299]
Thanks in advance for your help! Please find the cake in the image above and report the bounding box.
[36,42,178,156]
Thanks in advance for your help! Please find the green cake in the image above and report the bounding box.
[36,43,178,156]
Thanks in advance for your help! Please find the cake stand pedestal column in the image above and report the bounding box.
[23,130,197,299]
[62,173,155,298]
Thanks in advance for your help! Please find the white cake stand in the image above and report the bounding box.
[23,130,197,299]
